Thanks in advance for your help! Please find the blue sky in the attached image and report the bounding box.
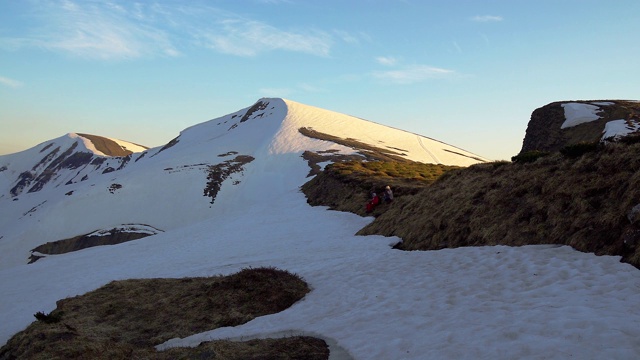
[1,0,638,160]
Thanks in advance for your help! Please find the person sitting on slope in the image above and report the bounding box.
[366,192,380,213]
[383,185,394,203]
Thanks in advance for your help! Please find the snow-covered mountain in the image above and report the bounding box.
[0,98,486,270]
[2,98,639,359]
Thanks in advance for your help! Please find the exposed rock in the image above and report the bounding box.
[108,183,122,194]
[77,133,143,157]
[203,155,255,204]
[29,224,163,263]
[10,172,34,197]
[520,100,640,154]
[239,100,270,123]
[154,136,180,156]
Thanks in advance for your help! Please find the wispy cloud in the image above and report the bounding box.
[376,56,398,66]
[4,1,179,60]
[452,41,462,53]
[198,19,332,57]
[0,76,22,88]
[471,15,503,22]
[0,76,23,88]
[297,83,326,93]
[2,1,335,60]
[373,65,455,84]
[333,30,371,45]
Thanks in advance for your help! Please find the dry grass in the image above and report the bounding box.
[0,267,328,360]
[303,140,640,268]
[301,160,459,217]
[357,142,640,268]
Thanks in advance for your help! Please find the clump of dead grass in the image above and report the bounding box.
[0,267,328,360]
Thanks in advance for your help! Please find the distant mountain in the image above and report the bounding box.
[0,98,487,269]
[520,100,640,153]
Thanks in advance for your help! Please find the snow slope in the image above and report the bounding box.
[0,98,486,270]
[1,98,639,358]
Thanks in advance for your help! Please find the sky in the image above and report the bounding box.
[1,0,638,160]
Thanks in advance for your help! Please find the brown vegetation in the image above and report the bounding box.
[0,267,328,360]
[301,160,459,216]
[304,141,640,269]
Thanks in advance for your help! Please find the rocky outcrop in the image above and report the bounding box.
[520,100,640,154]
[28,224,163,263]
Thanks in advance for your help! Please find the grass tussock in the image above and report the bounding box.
[0,267,328,360]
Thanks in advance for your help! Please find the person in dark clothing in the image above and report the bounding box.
[383,185,394,203]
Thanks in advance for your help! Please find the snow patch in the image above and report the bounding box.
[560,103,602,129]
[108,137,148,153]
[602,119,640,140]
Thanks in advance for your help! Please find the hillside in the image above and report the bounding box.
[356,140,640,268]
[302,102,640,269]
